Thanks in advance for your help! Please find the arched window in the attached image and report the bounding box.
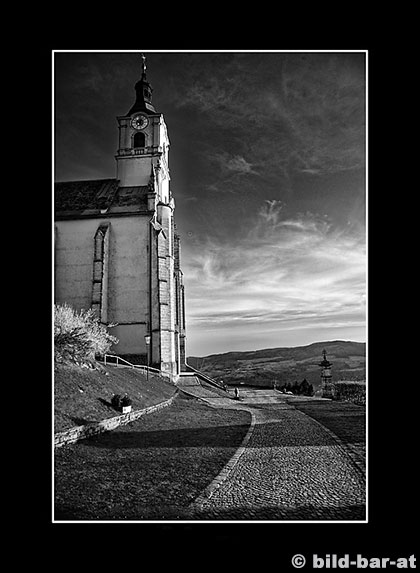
[133,132,146,148]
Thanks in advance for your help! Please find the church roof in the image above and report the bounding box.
[55,178,151,219]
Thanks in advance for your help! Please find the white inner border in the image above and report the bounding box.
[52,49,368,526]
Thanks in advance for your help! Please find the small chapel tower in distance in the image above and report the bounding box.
[319,349,333,398]
[54,54,186,378]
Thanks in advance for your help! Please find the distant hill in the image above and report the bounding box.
[187,340,366,390]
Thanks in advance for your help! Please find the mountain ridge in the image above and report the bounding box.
[188,340,365,361]
[187,340,366,389]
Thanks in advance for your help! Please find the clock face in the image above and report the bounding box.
[131,114,149,130]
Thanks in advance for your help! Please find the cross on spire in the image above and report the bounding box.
[140,53,147,79]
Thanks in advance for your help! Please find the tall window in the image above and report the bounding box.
[92,224,109,322]
[133,132,146,148]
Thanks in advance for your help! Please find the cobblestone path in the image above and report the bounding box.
[178,378,366,521]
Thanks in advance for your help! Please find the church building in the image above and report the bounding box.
[54,55,187,377]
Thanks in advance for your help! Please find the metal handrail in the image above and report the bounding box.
[183,363,226,390]
[101,354,161,375]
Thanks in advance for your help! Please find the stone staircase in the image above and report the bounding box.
[180,364,226,391]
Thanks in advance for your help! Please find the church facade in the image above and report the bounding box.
[54,55,187,377]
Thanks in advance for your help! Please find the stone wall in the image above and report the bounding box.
[54,395,176,449]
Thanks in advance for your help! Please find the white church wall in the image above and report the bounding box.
[107,215,149,326]
[116,157,152,187]
[55,219,98,312]
[111,323,148,356]
[55,215,152,357]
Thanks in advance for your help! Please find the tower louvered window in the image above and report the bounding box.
[133,132,145,148]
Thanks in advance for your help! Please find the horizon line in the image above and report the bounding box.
[187,338,366,358]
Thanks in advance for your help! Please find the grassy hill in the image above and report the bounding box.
[187,340,366,390]
[54,362,176,433]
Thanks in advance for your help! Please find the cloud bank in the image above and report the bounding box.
[183,199,366,354]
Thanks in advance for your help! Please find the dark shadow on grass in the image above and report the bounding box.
[81,424,251,449]
[75,420,355,449]
[98,397,113,408]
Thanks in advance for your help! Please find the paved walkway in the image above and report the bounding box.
[178,378,366,521]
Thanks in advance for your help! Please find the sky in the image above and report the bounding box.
[54,51,367,357]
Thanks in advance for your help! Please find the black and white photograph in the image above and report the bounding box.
[53,50,368,527]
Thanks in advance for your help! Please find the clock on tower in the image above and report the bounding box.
[131,114,149,130]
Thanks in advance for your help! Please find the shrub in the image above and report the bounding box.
[121,394,132,407]
[54,303,118,364]
[281,379,314,396]
[332,381,366,405]
[111,394,122,410]
[111,393,132,411]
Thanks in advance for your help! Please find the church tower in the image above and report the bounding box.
[115,54,170,203]
[54,54,186,378]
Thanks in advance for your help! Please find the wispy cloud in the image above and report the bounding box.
[174,52,365,179]
[208,152,259,177]
[225,155,257,175]
[183,198,366,352]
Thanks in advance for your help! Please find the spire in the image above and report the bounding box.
[319,348,332,367]
[127,53,156,116]
[140,53,147,80]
